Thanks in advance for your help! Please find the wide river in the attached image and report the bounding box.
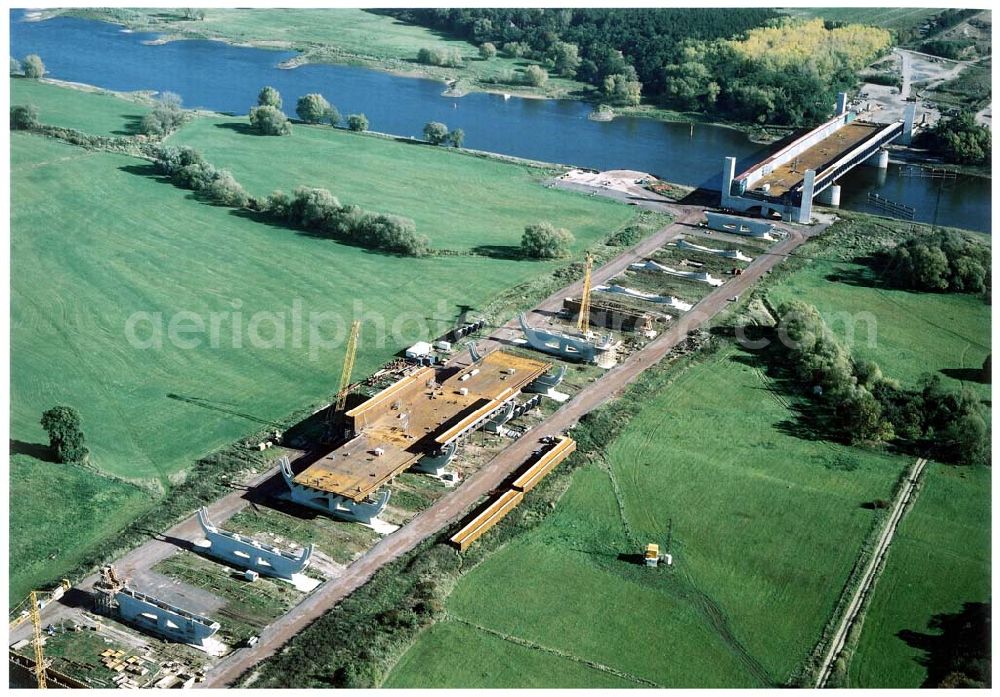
[10,11,991,232]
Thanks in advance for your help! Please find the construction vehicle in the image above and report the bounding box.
[576,254,594,336]
[10,579,71,688]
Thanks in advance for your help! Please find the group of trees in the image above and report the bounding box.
[385,9,775,111]
[10,53,45,78]
[520,221,575,258]
[387,9,893,124]
[250,86,369,134]
[258,187,429,256]
[919,111,991,165]
[139,91,187,137]
[250,86,292,135]
[877,230,990,295]
[776,301,989,464]
[416,46,464,68]
[663,19,891,124]
[422,121,464,147]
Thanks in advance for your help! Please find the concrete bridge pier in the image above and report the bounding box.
[797,170,816,224]
[865,148,889,169]
[902,101,917,145]
[817,183,841,207]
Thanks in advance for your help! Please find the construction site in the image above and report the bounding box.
[9,198,795,689]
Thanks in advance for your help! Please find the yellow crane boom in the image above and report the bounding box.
[576,254,594,335]
[335,320,361,412]
[30,590,47,689]
[9,580,70,689]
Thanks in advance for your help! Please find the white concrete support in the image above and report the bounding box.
[865,148,889,169]
[903,101,917,145]
[836,92,848,116]
[798,170,816,224]
[817,184,841,207]
[722,156,737,204]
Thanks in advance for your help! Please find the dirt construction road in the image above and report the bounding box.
[203,214,813,686]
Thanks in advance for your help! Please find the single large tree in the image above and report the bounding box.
[347,113,369,132]
[448,128,465,148]
[423,121,450,145]
[296,93,338,125]
[22,54,45,79]
[257,85,282,109]
[10,103,39,130]
[250,104,292,135]
[521,221,574,259]
[40,405,89,463]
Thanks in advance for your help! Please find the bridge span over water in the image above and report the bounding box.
[722,94,916,224]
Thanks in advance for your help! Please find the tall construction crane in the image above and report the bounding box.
[576,254,594,336]
[10,579,71,689]
[334,320,362,413]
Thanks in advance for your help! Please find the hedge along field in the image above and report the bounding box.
[387,345,908,687]
[766,239,991,401]
[170,115,633,252]
[846,463,990,687]
[10,77,151,137]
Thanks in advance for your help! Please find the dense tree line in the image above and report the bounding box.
[416,46,463,68]
[151,146,428,255]
[918,111,991,165]
[663,19,891,125]
[259,187,429,256]
[776,301,989,464]
[379,9,889,124]
[918,38,975,60]
[877,230,990,295]
[386,9,775,104]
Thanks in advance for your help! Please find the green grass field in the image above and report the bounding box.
[847,463,990,687]
[12,119,628,483]
[10,78,151,136]
[387,345,908,687]
[384,618,638,688]
[66,8,588,98]
[10,79,634,600]
[170,116,630,253]
[767,251,991,400]
[9,454,153,603]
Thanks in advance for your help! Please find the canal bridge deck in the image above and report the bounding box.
[294,351,550,501]
[749,121,882,198]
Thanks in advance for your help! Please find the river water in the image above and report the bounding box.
[10,10,991,232]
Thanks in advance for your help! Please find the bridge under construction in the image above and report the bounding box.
[722,93,917,223]
[281,350,557,524]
